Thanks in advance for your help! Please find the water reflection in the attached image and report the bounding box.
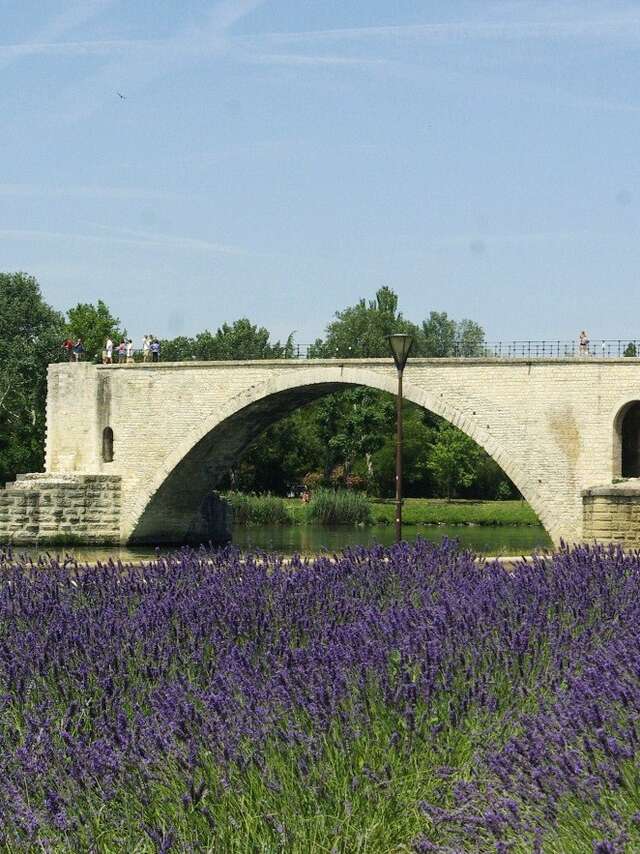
[233,524,552,556]
[5,524,552,565]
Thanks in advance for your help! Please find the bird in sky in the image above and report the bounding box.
[117,91,126,100]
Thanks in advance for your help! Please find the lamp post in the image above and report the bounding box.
[386,333,413,543]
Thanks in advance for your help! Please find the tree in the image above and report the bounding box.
[419,311,457,357]
[308,286,420,358]
[65,300,123,363]
[222,410,323,495]
[160,335,196,362]
[326,387,394,480]
[212,320,293,360]
[303,287,416,486]
[240,288,490,498]
[370,404,435,497]
[424,423,481,500]
[0,273,65,484]
[419,311,485,357]
[161,319,294,361]
[456,318,485,356]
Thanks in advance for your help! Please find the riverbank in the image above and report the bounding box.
[283,497,540,527]
[373,497,539,526]
[7,524,553,565]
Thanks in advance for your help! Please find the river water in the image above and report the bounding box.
[233,524,551,555]
[7,524,552,564]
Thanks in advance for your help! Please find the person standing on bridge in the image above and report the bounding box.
[142,335,151,362]
[126,339,134,363]
[150,338,160,363]
[579,330,590,357]
[105,337,113,364]
[62,337,74,362]
[72,338,84,362]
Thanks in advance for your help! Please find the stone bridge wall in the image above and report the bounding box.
[2,357,640,546]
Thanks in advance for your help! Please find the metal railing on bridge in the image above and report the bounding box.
[84,339,640,363]
[461,339,640,359]
[289,340,640,359]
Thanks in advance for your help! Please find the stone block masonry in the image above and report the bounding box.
[0,474,121,545]
[583,482,640,546]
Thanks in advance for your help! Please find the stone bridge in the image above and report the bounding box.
[2,357,640,547]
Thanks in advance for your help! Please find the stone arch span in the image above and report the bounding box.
[126,366,549,544]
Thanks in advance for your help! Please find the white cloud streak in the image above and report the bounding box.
[0,39,154,60]
[246,53,389,68]
[5,3,640,65]
[2,0,639,124]
[0,0,116,69]
[243,12,640,47]
[44,0,270,124]
[0,227,245,255]
[0,183,190,201]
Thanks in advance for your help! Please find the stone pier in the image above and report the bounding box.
[582,481,640,547]
[0,474,121,545]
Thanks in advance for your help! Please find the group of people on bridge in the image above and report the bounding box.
[62,336,162,363]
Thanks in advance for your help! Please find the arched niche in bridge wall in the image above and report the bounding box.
[614,401,640,478]
[125,369,551,545]
[102,426,114,463]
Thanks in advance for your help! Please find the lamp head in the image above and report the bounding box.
[386,333,413,371]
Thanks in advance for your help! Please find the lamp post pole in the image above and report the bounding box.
[394,363,404,543]
[386,334,413,543]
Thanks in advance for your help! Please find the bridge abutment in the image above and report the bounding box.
[0,474,122,545]
[582,482,640,547]
[0,475,234,547]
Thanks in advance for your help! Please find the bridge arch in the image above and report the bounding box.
[125,366,550,544]
[613,399,640,478]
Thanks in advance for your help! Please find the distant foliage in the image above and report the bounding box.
[307,290,485,359]
[161,319,294,362]
[308,286,418,358]
[65,300,123,363]
[0,273,65,485]
[425,422,482,500]
[225,491,292,525]
[305,487,372,525]
[420,311,485,357]
[303,471,325,490]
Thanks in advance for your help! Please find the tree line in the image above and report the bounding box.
[0,272,515,500]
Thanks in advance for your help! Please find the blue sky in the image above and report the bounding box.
[2,0,640,346]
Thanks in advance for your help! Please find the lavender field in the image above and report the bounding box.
[0,541,639,852]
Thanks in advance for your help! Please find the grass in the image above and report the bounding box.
[370,497,540,527]
[225,491,293,525]
[226,489,372,526]
[285,497,541,527]
[226,492,542,528]
[304,488,372,525]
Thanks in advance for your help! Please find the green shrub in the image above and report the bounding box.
[225,492,292,525]
[303,471,325,490]
[305,488,372,526]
